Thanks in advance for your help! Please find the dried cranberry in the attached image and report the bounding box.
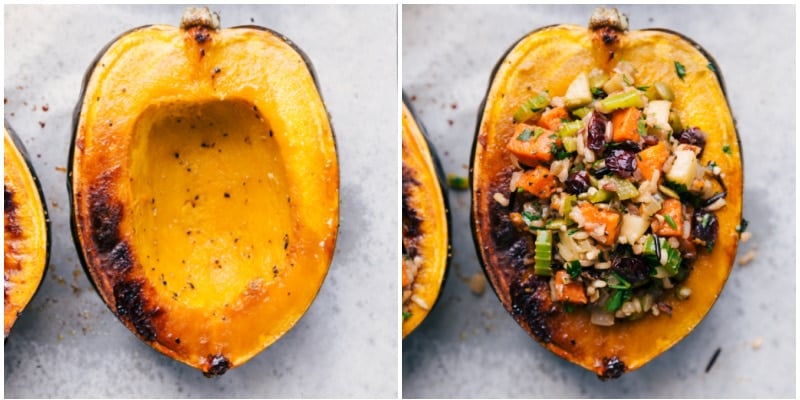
[564,171,591,194]
[692,210,718,248]
[605,148,637,178]
[673,127,707,155]
[587,111,608,153]
[611,253,651,286]
[642,135,660,148]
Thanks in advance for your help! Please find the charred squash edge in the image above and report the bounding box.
[4,120,51,340]
[67,23,338,363]
[469,24,743,377]
[402,93,452,339]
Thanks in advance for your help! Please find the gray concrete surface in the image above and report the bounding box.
[402,5,795,398]
[4,5,397,398]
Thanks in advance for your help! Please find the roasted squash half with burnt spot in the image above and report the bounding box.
[402,95,450,338]
[5,121,50,339]
[470,8,742,379]
[69,7,338,375]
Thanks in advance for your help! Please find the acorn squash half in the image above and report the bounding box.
[402,96,450,338]
[69,7,338,375]
[470,8,742,378]
[4,121,50,339]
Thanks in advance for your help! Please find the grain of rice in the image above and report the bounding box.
[752,337,763,350]
[704,197,726,211]
[587,286,597,296]
[594,261,611,270]
[509,170,523,192]
[740,231,752,243]
[572,231,589,240]
[592,280,607,288]
[738,249,757,266]
[493,192,510,207]
[410,294,430,310]
[668,237,680,249]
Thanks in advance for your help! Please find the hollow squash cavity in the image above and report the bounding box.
[130,100,289,310]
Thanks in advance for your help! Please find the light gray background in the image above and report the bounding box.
[4,5,397,398]
[403,5,795,398]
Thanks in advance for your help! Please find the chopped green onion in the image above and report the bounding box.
[663,247,682,276]
[636,85,650,92]
[674,61,686,80]
[513,92,550,123]
[403,311,412,321]
[607,272,631,290]
[605,290,625,312]
[534,230,553,276]
[447,174,469,190]
[596,90,644,114]
[664,215,678,229]
[701,213,711,229]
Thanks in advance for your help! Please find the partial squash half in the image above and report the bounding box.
[402,96,450,338]
[4,121,50,338]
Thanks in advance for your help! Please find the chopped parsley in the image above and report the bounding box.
[722,144,732,154]
[565,304,574,313]
[736,218,749,234]
[517,128,533,141]
[566,260,582,279]
[637,117,647,136]
[402,311,412,321]
[707,63,716,72]
[522,211,541,225]
[636,85,650,92]
[664,215,678,229]
[674,61,687,80]
[447,174,469,191]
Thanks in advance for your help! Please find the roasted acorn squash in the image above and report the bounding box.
[470,8,742,378]
[69,7,338,375]
[4,121,50,338]
[402,96,450,338]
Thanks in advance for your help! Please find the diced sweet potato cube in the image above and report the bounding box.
[553,270,588,304]
[506,124,556,166]
[637,141,669,181]
[611,107,643,142]
[573,202,621,245]
[652,198,683,237]
[538,106,569,131]
[517,165,559,199]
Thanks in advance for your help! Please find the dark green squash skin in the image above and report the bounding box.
[66,20,339,369]
[4,120,51,341]
[468,24,742,379]
[402,93,452,337]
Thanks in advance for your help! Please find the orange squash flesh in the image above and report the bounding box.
[471,10,742,378]
[70,8,338,375]
[402,99,450,339]
[4,123,50,338]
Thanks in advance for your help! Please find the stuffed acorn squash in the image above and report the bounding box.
[69,7,338,375]
[5,121,50,338]
[402,96,450,338]
[471,8,742,379]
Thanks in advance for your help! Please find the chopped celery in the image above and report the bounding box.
[596,90,644,114]
[609,176,639,200]
[571,107,592,119]
[513,92,550,123]
[562,136,578,153]
[589,188,613,203]
[658,184,681,199]
[545,219,567,230]
[562,194,576,221]
[534,230,553,276]
[642,235,665,263]
[557,120,583,138]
